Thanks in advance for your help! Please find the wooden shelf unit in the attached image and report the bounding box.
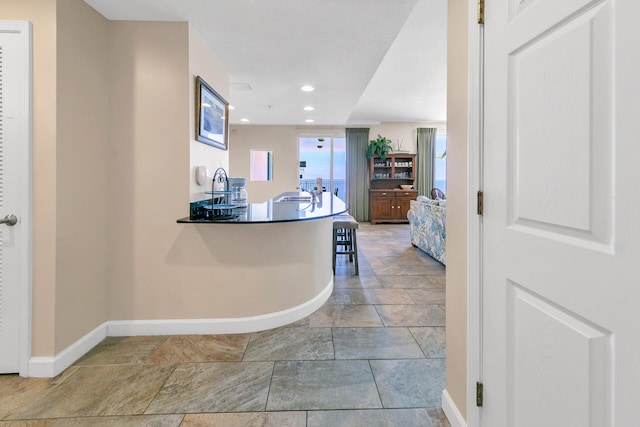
[369,153,417,224]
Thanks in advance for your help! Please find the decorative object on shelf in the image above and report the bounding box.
[366,134,393,160]
[196,76,229,150]
[395,138,408,153]
[400,184,413,190]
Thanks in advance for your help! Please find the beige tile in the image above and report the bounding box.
[0,415,184,427]
[146,334,250,364]
[74,336,167,366]
[243,327,334,361]
[405,288,446,305]
[371,359,446,408]
[371,264,411,276]
[399,264,446,276]
[333,275,382,289]
[326,289,353,305]
[0,421,54,426]
[181,412,305,427]
[19,365,174,419]
[0,368,78,420]
[308,305,383,328]
[428,274,446,287]
[145,362,273,414]
[427,408,453,427]
[375,305,446,327]
[334,265,375,276]
[410,327,446,359]
[333,328,424,360]
[367,255,428,266]
[267,361,381,410]
[378,275,441,289]
[307,408,431,427]
[347,288,415,305]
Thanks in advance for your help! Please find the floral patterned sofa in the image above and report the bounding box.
[407,196,446,265]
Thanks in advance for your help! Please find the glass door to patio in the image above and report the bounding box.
[299,136,346,201]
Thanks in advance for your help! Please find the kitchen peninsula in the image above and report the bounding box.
[176,191,347,333]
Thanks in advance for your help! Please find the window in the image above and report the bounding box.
[250,150,273,181]
[434,134,447,194]
[298,136,346,200]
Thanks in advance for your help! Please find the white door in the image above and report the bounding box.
[0,21,32,375]
[482,0,640,426]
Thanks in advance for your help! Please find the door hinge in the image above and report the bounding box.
[478,0,485,24]
[476,381,484,407]
[477,191,484,215]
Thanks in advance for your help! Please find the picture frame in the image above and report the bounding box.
[196,76,229,150]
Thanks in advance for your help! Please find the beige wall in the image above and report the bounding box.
[54,0,110,353]
[229,125,300,202]
[446,0,469,419]
[370,122,446,154]
[107,21,192,319]
[188,26,229,201]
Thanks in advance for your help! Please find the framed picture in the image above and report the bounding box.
[196,76,229,150]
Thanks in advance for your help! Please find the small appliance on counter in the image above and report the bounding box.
[228,177,248,208]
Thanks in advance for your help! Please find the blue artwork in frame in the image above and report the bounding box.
[196,76,229,150]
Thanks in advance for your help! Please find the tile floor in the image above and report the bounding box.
[0,223,450,427]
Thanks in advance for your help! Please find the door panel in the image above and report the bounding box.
[0,21,31,375]
[371,195,394,220]
[508,3,613,248]
[483,0,639,425]
[396,197,413,220]
[507,281,612,427]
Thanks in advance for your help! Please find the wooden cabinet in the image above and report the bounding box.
[369,153,416,182]
[369,153,418,224]
[369,189,418,224]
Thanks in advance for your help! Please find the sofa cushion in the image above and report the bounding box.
[408,197,446,265]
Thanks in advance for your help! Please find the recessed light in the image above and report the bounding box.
[229,105,236,110]
[304,106,314,111]
[240,118,249,122]
[301,85,314,92]
[305,119,314,123]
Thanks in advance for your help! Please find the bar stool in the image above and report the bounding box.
[333,213,359,275]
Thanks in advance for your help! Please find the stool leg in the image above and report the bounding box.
[333,228,337,274]
[352,228,359,275]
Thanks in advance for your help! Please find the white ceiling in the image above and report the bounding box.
[84,0,447,126]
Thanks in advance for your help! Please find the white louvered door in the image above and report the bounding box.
[482,0,640,426]
[0,21,31,375]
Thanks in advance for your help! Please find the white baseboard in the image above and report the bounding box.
[27,279,333,377]
[442,389,467,427]
[28,322,108,378]
[108,278,332,336]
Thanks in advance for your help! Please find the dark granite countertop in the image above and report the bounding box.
[177,191,348,224]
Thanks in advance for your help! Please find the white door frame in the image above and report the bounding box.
[0,20,33,377]
[466,1,483,426]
